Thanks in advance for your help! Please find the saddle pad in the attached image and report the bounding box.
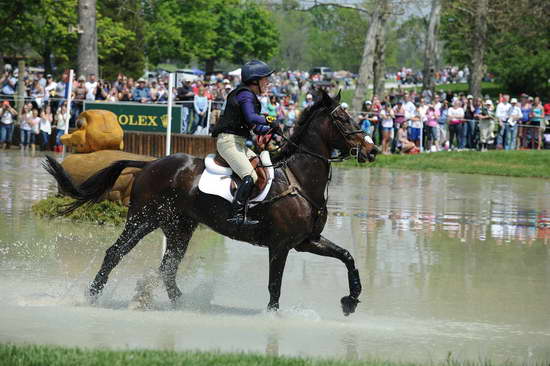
[198,151,274,204]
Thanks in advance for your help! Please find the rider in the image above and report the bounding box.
[212,60,278,226]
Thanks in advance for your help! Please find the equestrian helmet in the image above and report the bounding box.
[241,60,273,84]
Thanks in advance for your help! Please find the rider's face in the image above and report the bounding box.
[259,77,270,91]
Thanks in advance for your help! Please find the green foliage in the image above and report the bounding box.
[99,0,146,80]
[276,5,369,72]
[32,195,128,226]
[340,150,550,178]
[144,0,279,72]
[440,0,550,96]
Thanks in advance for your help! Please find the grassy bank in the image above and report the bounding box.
[340,150,550,178]
[32,195,128,225]
[0,343,530,366]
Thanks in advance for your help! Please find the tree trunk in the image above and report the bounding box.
[351,4,383,112]
[204,58,216,74]
[77,0,98,78]
[42,46,53,76]
[16,59,25,115]
[422,0,441,94]
[469,0,488,98]
[373,16,388,99]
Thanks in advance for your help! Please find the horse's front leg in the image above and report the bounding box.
[295,235,361,316]
[267,246,290,311]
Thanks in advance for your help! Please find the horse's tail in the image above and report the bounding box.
[43,155,149,216]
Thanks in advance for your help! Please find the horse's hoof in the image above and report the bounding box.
[86,288,100,305]
[341,296,360,316]
[267,302,279,312]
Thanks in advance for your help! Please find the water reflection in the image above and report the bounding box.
[1,151,550,362]
[330,167,550,244]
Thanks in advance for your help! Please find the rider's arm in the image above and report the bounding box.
[236,90,270,135]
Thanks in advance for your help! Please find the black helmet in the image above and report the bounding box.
[241,60,273,84]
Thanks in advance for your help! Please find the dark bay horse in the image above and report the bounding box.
[44,90,378,316]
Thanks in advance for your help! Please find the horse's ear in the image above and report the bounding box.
[321,90,333,107]
[335,89,342,104]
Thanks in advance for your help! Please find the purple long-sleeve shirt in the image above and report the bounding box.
[236,90,271,135]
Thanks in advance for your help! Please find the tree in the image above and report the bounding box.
[77,0,98,77]
[441,0,550,96]
[352,0,389,111]
[422,0,441,95]
[100,0,145,79]
[0,0,78,75]
[197,1,279,73]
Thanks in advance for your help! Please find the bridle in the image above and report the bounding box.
[267,102,374,166]
[328,104,372,160]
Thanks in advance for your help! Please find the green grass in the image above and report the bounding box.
[0,343,532,366]
[434,82,504,99]
[340,150,550,179]
[32,195,128,226]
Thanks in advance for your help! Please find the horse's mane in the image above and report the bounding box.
[272,99,327,162]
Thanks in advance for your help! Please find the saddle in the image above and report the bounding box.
[198,151,274,204]
[213,152,269,197]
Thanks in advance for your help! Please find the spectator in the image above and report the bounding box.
[95,80,110,101]
[448,99,465,150]
[476,99,493,152]
[72,75,87,124]
[363,101,377,137]
[53,103,68,153]
[462,95,475,149]
[30,79,45,109]
[39,105,52,151]
[495,94,511,149]
[530,97,544,150]
[425,104,439,152]
[44,74,57,107]
[519,94,532,148]
[359,112,371,137]
[85,73,98,101]
[505,98,522,150]
[192,86,208,134]
[397,121,417,154]
[0,67,17,99]
[149,80,160,102]
[380,102,394,154]
[409,103,423,148]
[0,100,17,149]
[392,100,405,152]
[29,107,41,153]
[437,100,449,150]
[302,93,314,109]
[19,103,33,151]
[132,78,151,103]
[284,100,298,136]
[176,80,194,132]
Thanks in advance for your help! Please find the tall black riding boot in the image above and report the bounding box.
[227,175,259,226]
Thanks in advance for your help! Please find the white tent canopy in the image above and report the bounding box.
[228,68,241,76]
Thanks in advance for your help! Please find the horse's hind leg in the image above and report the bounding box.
[160,216,198,305]
[89,214,157,301]
[295,235,361,316]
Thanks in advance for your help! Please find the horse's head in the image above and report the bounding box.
[319,90,378,163]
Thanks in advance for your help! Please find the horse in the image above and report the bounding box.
[43,90,378,316]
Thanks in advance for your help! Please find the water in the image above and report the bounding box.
[1,150,549,363]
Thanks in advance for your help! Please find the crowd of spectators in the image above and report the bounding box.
[0,63,548,154]
[356,91,549,154]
